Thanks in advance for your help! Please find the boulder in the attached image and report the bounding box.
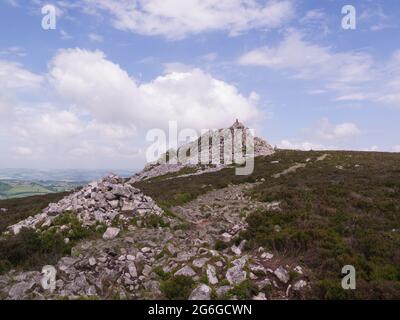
[226,265,246,285]
[293,280,307,291]
[189,284,212,300]
[274,266,289,284]
[127,262,138,278]
[102,227,120,240]
[252,292,267,300]
[174,266,197,278]
[9,281,36,299]
[216,285,232,298]
[192,258,209,269]
[206,265,218,285]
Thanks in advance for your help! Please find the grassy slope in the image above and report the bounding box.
[0,192,69,233]
[0,150,399,298]
[135,150,400,299]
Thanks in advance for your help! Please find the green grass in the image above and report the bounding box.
[0,211,106,274]
[134,150,311,207]
[160,275,195,300]
[241,151,400,299]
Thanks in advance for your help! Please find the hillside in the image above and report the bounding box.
[0,150,399,299]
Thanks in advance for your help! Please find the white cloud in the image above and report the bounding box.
[317,118,361,140]
[0,48,263,168]
[306,89,327,95]
[5,0,19,7]
[278,139,326,151]
[363,145,379,152]
[239,31,374,85]
[80,0,294,40]
[49,48,262,130]
[359,4,393,32]
[239,32,400,108]
[0,98,14,119]
[299,9,329,36]
[335,93,368,101]
[13,147,33,156]
[88,33,104,42]
[279,118,362,152]
[393,145,400,153]
[0,46,27,58]
[60,30,73,40]
[0,60,43,90]
[202,52,218,62]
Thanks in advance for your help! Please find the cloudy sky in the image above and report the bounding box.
[0,0,399,170]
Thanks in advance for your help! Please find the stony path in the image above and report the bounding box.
[0,182,309,300]
[272,153,329,179]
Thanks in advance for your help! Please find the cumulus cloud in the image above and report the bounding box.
[279,118,362,152]
[49,48,262,130]
[316,118,361,140]
[1,48,263,168]
[79,0,294,40]
[278,140,327,151]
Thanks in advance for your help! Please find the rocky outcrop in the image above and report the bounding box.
[7,174,163,235]
[129,120,274,183]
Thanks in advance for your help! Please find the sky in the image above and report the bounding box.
[0,0,399,170]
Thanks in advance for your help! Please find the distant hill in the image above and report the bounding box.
[0,182,12,194]
[0,180,79,200]
[0,169,137,200]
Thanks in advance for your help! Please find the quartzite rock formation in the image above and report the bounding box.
[7,174,163,236]
[129,120,275,183]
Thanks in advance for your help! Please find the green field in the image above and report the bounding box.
[0,180,80,200]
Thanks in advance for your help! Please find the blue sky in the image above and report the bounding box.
[0,0,399,170]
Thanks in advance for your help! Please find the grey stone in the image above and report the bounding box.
[293,280,307,291]
[102,227,120,240]
[274,266,289,284]
[189,284,211,300]
[192,258,209,268]
[252,292,267,300]
[9,281,35,299]
[174,266,196,277]
[216,285,231,298]
[127,262,138,278]
[206,265,218,285]
[226,266,246,285]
